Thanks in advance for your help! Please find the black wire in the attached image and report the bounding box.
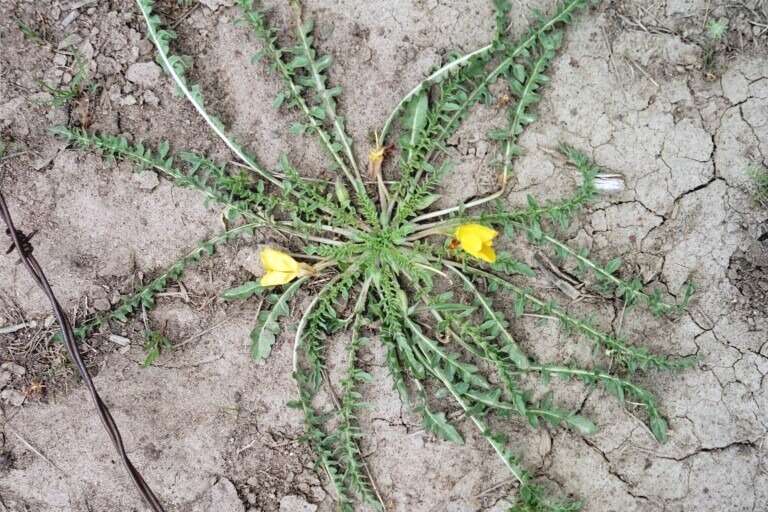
[0,190,166,512]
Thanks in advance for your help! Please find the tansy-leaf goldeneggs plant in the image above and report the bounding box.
[53,0,696,510]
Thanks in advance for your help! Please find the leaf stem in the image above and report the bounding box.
[379,43,494,143]
[136,0,283,189]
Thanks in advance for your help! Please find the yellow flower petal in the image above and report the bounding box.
[456,223,497,243]
[261,247,300,273]
[459,233,483,254]
[478,242,497,263]
[368,146,385,165]
[454,223,498,262]
[260,270,297,287]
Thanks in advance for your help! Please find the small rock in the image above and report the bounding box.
[200,0,235,10]
[125,61,162,88]
[134,170,160,191]
[0,389,25,407]
[0,321,37,335]
[61,10,79,28]
[97,55,121,76]
[121,94,137,106]
[237,246,265,277]
[53,53,68,67]
[44,316,56,328]
[79,40,95,61]
[93,298,111,311]
[0,362,27,376]
[108,84,122,103]
[279,495,317,512]
[0,372,11,390]
[143,90,160,107]
[309,486,326,502]
[208,478,245,512]
[108,335,131,347]
[137,39,153,56]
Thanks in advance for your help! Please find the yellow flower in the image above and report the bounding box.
[368,146,385,165]
[368,146,385,178]
[454,224,498,263]
[260,248,313,287]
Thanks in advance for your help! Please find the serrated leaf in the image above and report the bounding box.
[420,405,464,444]
[221,281,263,300]
[650,414,668,443]
[564,414,598,435]
[289,122,305,135]
[272,91,286,109]
[605,257,622,275]
[251,278,306,360]
[414,193,441,210]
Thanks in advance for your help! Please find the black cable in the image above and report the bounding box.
[0,190,166,512]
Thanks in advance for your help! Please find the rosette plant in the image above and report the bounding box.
[53,0,694,510]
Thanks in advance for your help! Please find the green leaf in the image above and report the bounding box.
[604,257,622,275]
[650,414,668,443]
[402,91,429,159]
[334,176,349,205]
[221,281,263,300]
[272,91,286,109]
[414,193,441,210]
[420,405,464,444]
[563,414,598,435]
[251,278,306,360]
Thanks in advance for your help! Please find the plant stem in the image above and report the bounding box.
[412,342,528,486]
[444,263,530,369]
[379,43,494,143]
[136,0,283,189]
[292,3,362,183]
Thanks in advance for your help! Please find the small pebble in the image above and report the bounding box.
[134,170,160,191]
[53,53,68,67]
[109,334,131,347]
[125,61,162,88]
[0,321,37,335]
[199,0,235,10]
[143,90,160,107]
[0,372,11,390]
[279,495,317,512]
[0,362,27,376]
[61,10,79,28]
[0,389,25,407]
[93,298,112,311]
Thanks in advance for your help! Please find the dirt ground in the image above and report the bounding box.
[1,0,767,511]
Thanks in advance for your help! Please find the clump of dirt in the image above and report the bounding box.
[728,237,768,315]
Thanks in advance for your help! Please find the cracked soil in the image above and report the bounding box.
[0,0,767,511]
